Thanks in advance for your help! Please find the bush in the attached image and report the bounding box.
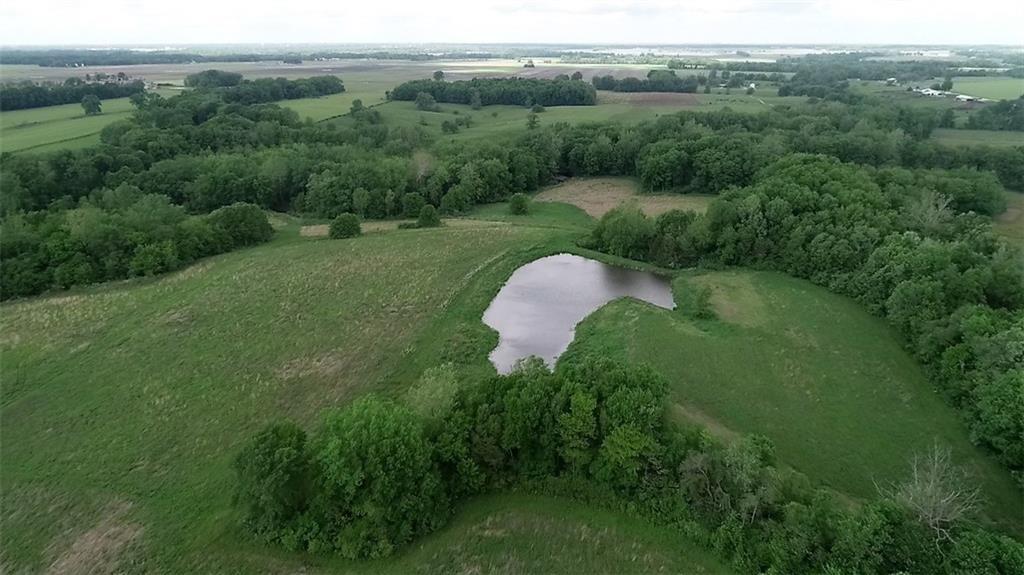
[509,192,530,215]
[206,203,274,249]
[417,204,442,228]
[401,193,426,218]
[328,213,361,239]
[233,422,309,538]
[305,397,448,557]
[589,202,655,260]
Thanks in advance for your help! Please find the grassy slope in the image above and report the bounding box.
[1,207,727,573]
[563,270,1022,533]
[0,89,177,153]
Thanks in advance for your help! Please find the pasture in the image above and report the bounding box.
[0,89,176,153]
[951,76,1024,100]
[564,268,1023,534]
[3,194,1021,571]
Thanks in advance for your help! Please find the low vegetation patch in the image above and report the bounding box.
[536,177,714,218]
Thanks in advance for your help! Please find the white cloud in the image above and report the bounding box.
[1,0,1020,46]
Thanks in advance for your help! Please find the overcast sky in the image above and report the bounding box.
[2,0,1022,46]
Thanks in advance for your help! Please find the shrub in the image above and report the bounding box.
[589,202,655,260]
[509,192,530,215]
[206,203,273,249]
[328,213,361,239]
[305,397,448,558]
[401,193,426,218]
[417,204,442,228]
[233,422,309,538]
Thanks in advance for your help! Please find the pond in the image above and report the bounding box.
[482,253,676,373]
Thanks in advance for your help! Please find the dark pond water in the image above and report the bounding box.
[482,253,675,373]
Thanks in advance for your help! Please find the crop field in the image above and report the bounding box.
[535,176,715,218]
[1,60,802,152]
[564,269,1023,534]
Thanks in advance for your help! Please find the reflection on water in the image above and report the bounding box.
[482,253,675,373]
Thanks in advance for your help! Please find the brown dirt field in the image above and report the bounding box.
[45,500,142,575]
[597,91,700,106]
[536,177,714,218]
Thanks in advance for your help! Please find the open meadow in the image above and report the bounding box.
[3,38,1024,574]
[3,187,1021,570]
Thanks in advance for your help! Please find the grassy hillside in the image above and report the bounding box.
[2,199,1020,570]
[0,216,578,572]
[564,269,1022,533]
[0,89,177,153]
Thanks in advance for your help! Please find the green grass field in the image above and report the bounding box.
[932,128,1024,147]
[3,193,1021,571]
[564,269,1023,534]
[951,76,1024,100]
[0,89,178,153]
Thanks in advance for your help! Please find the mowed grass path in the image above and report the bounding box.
[565,269,1022,533]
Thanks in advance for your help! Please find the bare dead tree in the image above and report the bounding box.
[879,442,981,547]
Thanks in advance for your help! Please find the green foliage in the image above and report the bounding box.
[589,202,655,259]
[302,397,448,557]
[328,213,361,239]
[206,203,274,248]
[233,422,309,538]
[417,204,441,228]
[508,192,530,215]
[414,91,440,112]
[80,94,101,115]
[237,355,1023,571]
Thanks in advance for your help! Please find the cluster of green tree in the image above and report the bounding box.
[705,53,1004,80]
[586,155,1023,478]
[0,81,431,298]
[182,71,344,105]
[524,107,1024,191]
[1,191,271,299]
[389,77,597,107]
[1,49,498,67]
[592,70,702,93]
[967,96,1024,131]
[235,356,1024,572]
[0,78,145,111]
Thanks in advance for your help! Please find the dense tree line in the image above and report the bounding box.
[0,49,498,67]
[592,70,702,93]
[0,78,145,111]
[236,356,1023,572]
[181,71,345,104]
[967,96,1024,131]
[1,195,272,299]
[389,77,597,107]
[586,155,1023,479]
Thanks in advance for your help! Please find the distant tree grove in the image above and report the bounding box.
[0,78,145,111]
[390,77,597,107]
